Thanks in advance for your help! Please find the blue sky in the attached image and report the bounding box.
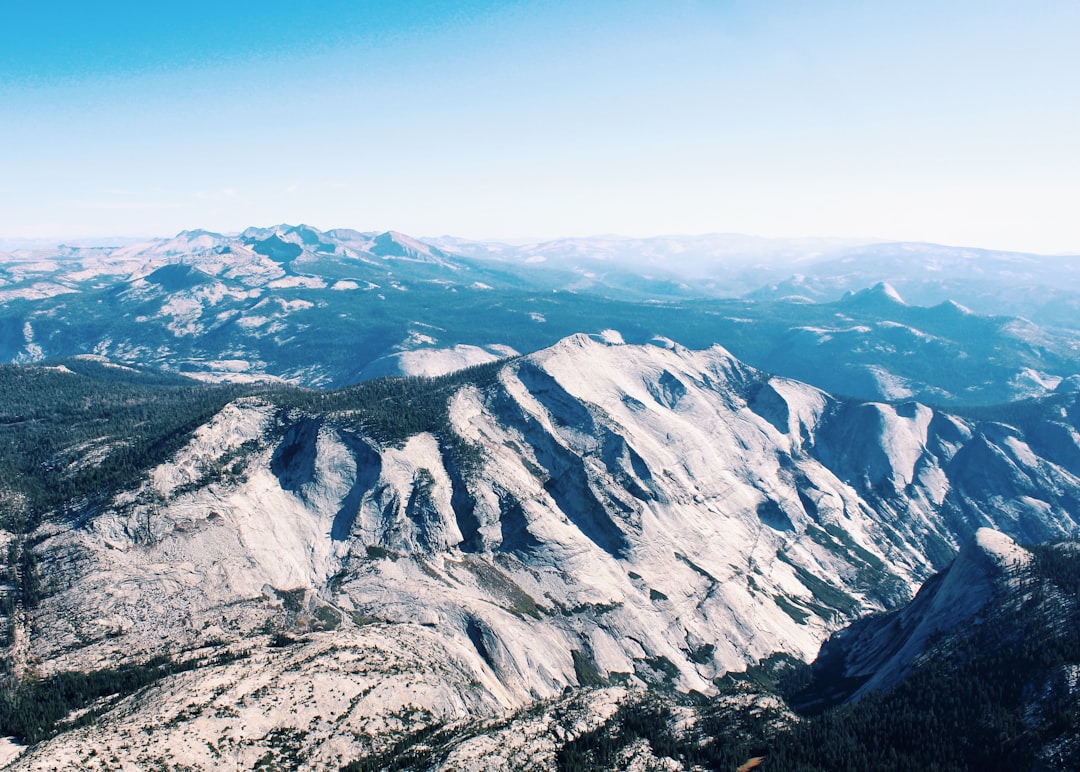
[2,1,1078,252]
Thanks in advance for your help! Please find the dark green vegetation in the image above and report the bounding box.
[0,358,246,533]
[271,358,506,448]
[556,697,699,771]
[0,661,173,744]
[0,538,42,631]
[340,715,457,772]
[0,652,244,745]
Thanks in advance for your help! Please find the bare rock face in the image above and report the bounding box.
[6,335,1080,768]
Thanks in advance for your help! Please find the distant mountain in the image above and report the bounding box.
[430,234,1080,326]
[3,225,1080,405]
[3,335,1080,766]
[742,283,1077,404]
[425,232,872,298]
[748,240,1080,327]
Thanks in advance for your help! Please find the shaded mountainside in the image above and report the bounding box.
[790,528,1031,710]
[2,335,1080,768]
[748,531,1080,770]
[538,532,1080,771]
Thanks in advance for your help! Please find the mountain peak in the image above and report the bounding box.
[971,527,1029,570]
[840,281,907,307]
[934,298,975,316]
[371,230,445,260]
[175,228,225,241]
[283,223,328,246]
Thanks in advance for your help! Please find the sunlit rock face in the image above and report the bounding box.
[7,335,1080,768]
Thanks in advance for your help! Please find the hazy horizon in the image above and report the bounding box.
[3,225,1079,259]
[3,1,1078,254]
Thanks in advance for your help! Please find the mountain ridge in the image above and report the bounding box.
[3,334,1080,766]
[794,528,1030,711]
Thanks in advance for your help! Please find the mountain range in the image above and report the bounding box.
[1,333,1078,768]
[1,226,1079,769]
[3,225,1080,406]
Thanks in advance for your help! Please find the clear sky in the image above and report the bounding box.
[2,0,1078,252]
